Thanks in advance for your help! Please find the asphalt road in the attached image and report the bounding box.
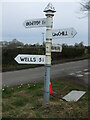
[2,59,89,87]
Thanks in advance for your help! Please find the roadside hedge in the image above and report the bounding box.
[2,46,86,65]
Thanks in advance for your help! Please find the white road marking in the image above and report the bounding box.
[77,74,83,77]
[84,72,90,75]
[76,71,82,74]
[83,69,88,72]
[69,73,75,76]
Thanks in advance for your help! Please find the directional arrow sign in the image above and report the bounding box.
[15,54,45,64]
[51,44,62,52]
[24,18,47,28]
[52,28,77,39]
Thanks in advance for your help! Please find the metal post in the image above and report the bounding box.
[43,3,56,105]
[42,32,44,46]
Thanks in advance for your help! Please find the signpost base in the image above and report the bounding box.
[43,65,51,105]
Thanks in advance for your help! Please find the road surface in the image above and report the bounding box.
[2,59,89,87]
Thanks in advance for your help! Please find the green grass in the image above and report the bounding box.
[2,76,89,119]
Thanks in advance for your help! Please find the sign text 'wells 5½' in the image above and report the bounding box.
[15,54,46,64]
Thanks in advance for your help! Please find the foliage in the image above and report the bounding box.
[2,77,88,118]
[2,41,89,71]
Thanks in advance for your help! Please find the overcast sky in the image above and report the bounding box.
[1,0,88,45]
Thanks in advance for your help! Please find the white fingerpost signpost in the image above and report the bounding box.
[14,2,77,106]
[43,3,56,105]
[15,54,45,64]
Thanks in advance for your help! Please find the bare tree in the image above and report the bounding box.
[79,0,90,46]
[79,0,90,18]
[80,0,90,11]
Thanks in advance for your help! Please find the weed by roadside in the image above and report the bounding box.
[2,77,88,119]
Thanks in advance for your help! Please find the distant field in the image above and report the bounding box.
[2,76,88,119]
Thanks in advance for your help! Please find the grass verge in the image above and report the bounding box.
[2,76,89,119]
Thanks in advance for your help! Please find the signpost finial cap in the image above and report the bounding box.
[44,2,56,13]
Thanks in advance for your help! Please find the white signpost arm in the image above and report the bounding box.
[43,3,56,105]
[52,28,77,39]
[24,18,47,28]
[15,54,45,64]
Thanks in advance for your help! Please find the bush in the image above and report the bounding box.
[2,46,88,71]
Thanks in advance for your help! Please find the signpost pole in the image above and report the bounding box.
[43,3,56,105]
